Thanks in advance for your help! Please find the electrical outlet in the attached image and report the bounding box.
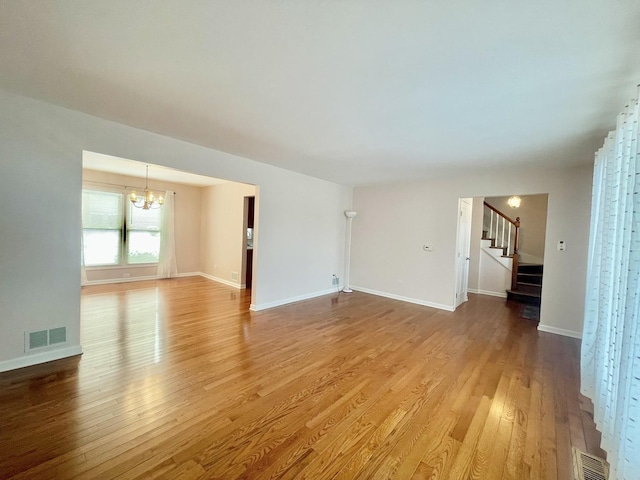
[332,274,339,285]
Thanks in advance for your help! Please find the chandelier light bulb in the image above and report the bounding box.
[507,196,521,208]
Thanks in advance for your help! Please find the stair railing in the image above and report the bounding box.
[483,202,520,255]
[483,202,520,290]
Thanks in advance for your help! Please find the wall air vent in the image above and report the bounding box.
[29,331,48,350]
[49,327,66,344]
[572,448,609,480]
[25,327,67,352]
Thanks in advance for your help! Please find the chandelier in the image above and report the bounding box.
[129,165,164,210]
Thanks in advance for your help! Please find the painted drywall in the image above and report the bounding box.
[485,194,548,262]
[467,198,484,292]
[200,182,256,287]
[477,249,511,297]
[351,164,592,337]
[0,89,351,370]
[82,169,202,282]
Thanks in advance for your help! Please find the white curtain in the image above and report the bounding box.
[157,190,178,278]
[582,87,640,479]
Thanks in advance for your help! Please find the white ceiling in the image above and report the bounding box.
[1,1,639,186]
[83,151,229,187]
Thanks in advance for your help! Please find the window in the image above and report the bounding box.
[82,189,161,267]
[82,190,123,266]
[127,201,161,264]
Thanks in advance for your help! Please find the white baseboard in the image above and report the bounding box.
[175,272,201,278]
[0,345,83,373]
[82,272,201,286]
[82,275,160,286]
[349,286,455,312]
[537,324,582,339]
[250,288,338,311]
[198,272,242,289]
[468,288,507,298]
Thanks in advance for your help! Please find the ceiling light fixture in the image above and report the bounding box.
[507,196,521,208]
[129,165,164,210]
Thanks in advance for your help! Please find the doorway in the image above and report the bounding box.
[243,196,255,289]
[82,151,258,308]
[455,198,473,308]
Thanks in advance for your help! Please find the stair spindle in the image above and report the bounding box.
[489,210,494,238]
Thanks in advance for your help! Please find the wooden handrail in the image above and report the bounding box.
[483,201,519,226]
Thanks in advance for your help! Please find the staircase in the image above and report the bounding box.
[482,200,544,308]
[480,234,513,268]
[507,263,542,306]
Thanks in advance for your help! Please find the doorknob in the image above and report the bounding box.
[465,257,470,261]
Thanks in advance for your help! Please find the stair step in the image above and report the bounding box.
[507,289,541,306]
[517,273,542,285]
[489,246,507,255]
[516,283,542,294]
[507,289,541,297]
[518,263,543,274]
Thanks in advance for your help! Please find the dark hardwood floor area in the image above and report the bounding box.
[0,277,603,479]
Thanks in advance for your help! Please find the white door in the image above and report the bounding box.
[455,198,472,308]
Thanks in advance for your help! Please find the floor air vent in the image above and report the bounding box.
[573,448,609,480]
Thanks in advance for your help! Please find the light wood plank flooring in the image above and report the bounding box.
[0,277,603,479]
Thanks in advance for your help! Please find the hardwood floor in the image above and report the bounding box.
[0,277,603,479]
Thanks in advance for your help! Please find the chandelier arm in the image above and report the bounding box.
[128,165,164,209]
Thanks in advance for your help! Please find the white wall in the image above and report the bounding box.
[477,250,512,297]
[0,89,352,371]
[467,197,484,292]
[200,182,256,287]
[351,164,592,337]
[82,169,203,282]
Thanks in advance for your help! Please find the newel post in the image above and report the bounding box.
[511,217,521,291]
